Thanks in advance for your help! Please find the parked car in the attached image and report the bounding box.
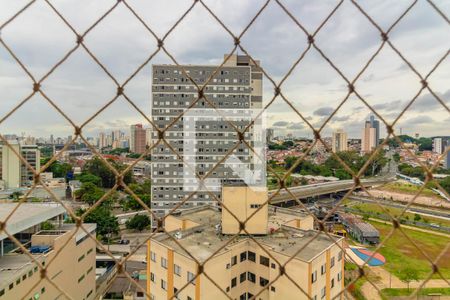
[118,239,130,245]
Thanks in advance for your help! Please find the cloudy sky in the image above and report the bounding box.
[0,0,449,140]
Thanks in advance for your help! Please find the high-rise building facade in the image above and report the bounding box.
[433,137,449,154]
[369,115,380,147]
[361,116,379,153]
[0,142,40,189]
[331,129,348,153]
[151,54,263,216]
[130,124,147,154]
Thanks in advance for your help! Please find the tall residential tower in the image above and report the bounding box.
[151,54,263,216]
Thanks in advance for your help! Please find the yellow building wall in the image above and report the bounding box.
[1,228,96,300]
[222,186,268,235]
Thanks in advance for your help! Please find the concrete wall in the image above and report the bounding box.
[221,186,268,235]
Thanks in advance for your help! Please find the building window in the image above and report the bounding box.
[312,270,317,283]
[87,248,93,255]
[247,272,256,283]
[260,277,269,287]
[331,257,335,268]
[174,264,181,276]
[161,279,167,290]
[187,272,195,285]
[231,277,237,288]
[8,283,13,290]
[240,272,246,283]
[231,256,237,266]
[271,263,276,269]
[270,286,276,292]
[338,251,343,261]
[337,272,342,282]
[151,251,156,262]
[240,251,247,262]
[321,287,326,299]
[87,266,93,274]
[260,256,269,267]
[150,272,155,282]
[161,257,167,269]
[41,287,46,294]
[321,264,326,275]
[78,274,85,283]
[0,289,4,296]
[248,251,256,262]
[331,278,335,288]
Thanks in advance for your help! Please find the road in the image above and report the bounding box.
[269,177,392,204]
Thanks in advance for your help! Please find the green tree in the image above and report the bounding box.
[439,176,450,195]
[77,174,102,187]
[9,191,23,201]
[125,214,151,231]
[83,157,133,188]
[121,181,152,211]
[399,267,419,290]
[75,182,101,203]
[81,207,119,239]
[393,152,400,163]
[41,221,55,230]
[41,158,73,179]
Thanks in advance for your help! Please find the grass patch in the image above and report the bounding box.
[381,287,450,297]
[349,201,450,228]
[369,221,450,280]
[381,182,437,197]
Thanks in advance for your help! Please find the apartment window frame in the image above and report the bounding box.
[312,270,317,283]
[260,255,270,267]
[240,251,247,262]
[247,272,256,283]
[240,272,246,283]
[174,264,181,276]
[231,277,237,288]
[247,251,256,262]
[161,257,168,269]
[231,255,237,266]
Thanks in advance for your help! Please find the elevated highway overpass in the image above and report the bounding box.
[269,177,392,205]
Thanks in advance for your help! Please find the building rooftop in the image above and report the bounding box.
[0,203,66,241]
[155,206,340,263]
[0,252,44,285]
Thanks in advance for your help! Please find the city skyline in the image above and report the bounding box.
[1,0,448,138]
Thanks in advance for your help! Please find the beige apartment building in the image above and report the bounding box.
[332,129,348,153]
[0,203,96,300]
[0,142,40,189]
[147,186,344,300]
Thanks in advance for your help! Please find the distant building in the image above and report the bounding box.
[433,137,449,154]
[339,213,379,244]
[361,117,378,153]
[266,128,274,144]
[130,124,147,154]
[332,129,348,153]
[445,150,450,169]
[98,132,107,149]
[0,142,40,189]
[369,115,380,147]
[147,186,344,300]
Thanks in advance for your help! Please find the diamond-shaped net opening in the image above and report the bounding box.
[0,1,449,300]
